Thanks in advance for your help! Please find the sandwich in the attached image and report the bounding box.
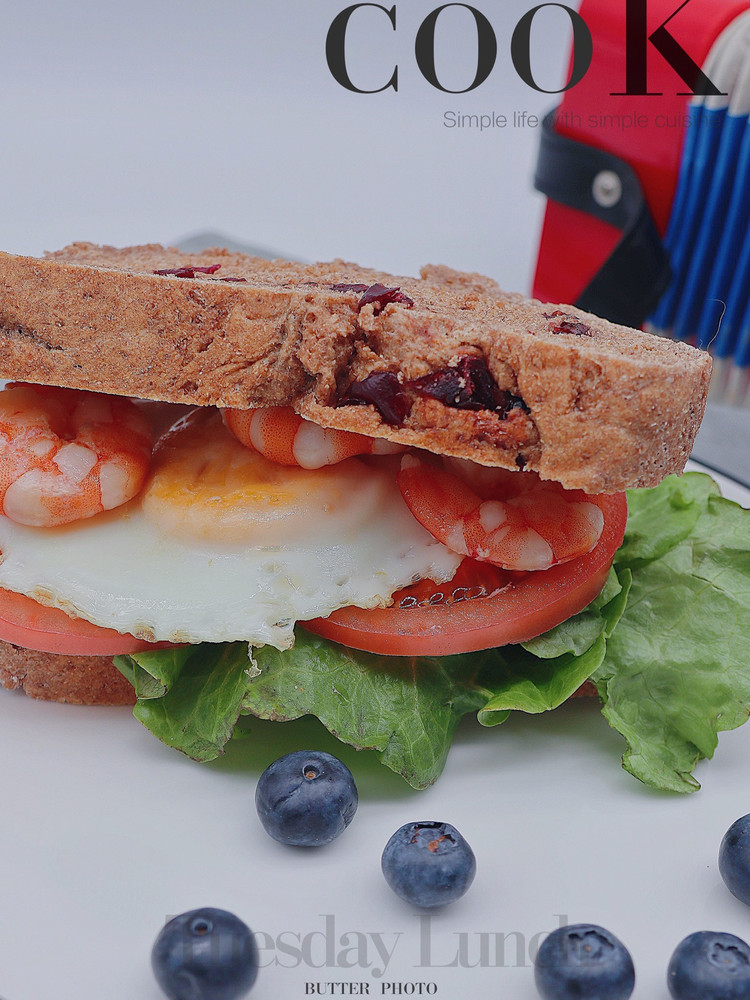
[0,242,747,794]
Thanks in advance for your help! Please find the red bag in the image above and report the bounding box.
[533,0,750,326]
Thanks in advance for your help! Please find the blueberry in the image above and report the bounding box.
[255,750,358,846]
[151,907,259,1000]
[534,923,635,1000]
[381,821,476,908]
[667,931,750,1000]
[719,814,750,905]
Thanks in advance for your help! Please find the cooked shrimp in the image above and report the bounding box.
[397,454,605,571]
[221,405,404,469]
[0,383,154,527]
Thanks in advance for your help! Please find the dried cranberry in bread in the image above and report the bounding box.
[0,243,710,492]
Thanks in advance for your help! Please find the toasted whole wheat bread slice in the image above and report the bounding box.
[0,243,711,493]
[0,641,136,705]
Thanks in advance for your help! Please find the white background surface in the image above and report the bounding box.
[1,0,573,291]
[3,3,750,999]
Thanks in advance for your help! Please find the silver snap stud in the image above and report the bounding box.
[592,170,622,208]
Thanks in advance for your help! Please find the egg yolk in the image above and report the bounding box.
[141,408,382,545]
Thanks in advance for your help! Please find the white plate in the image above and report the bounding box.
[0,461,747,1000]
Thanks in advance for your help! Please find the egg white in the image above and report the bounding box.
[0,409,461,649]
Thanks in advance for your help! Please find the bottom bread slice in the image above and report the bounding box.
[0,641,136,705]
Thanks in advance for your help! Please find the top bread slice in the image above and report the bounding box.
[0,243,711,493]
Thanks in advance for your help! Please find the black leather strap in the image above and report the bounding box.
[534,110,671,328]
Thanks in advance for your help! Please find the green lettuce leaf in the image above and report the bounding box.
[114,646,193,700]
[113,472,750,793]
[476,566,630,723]
[114,643,258,761]
[592,475,750,792]
[614,472,719,567]
[242,634,491,788]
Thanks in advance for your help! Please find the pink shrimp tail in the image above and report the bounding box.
[222,406,404,469]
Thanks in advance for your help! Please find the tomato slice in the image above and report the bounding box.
[0,588,178,656]
[302,492,628,656]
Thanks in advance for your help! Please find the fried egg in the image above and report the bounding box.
[0,408,461,649]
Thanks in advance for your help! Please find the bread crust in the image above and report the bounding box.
[0,243,711,493]
[0,641,135,705]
